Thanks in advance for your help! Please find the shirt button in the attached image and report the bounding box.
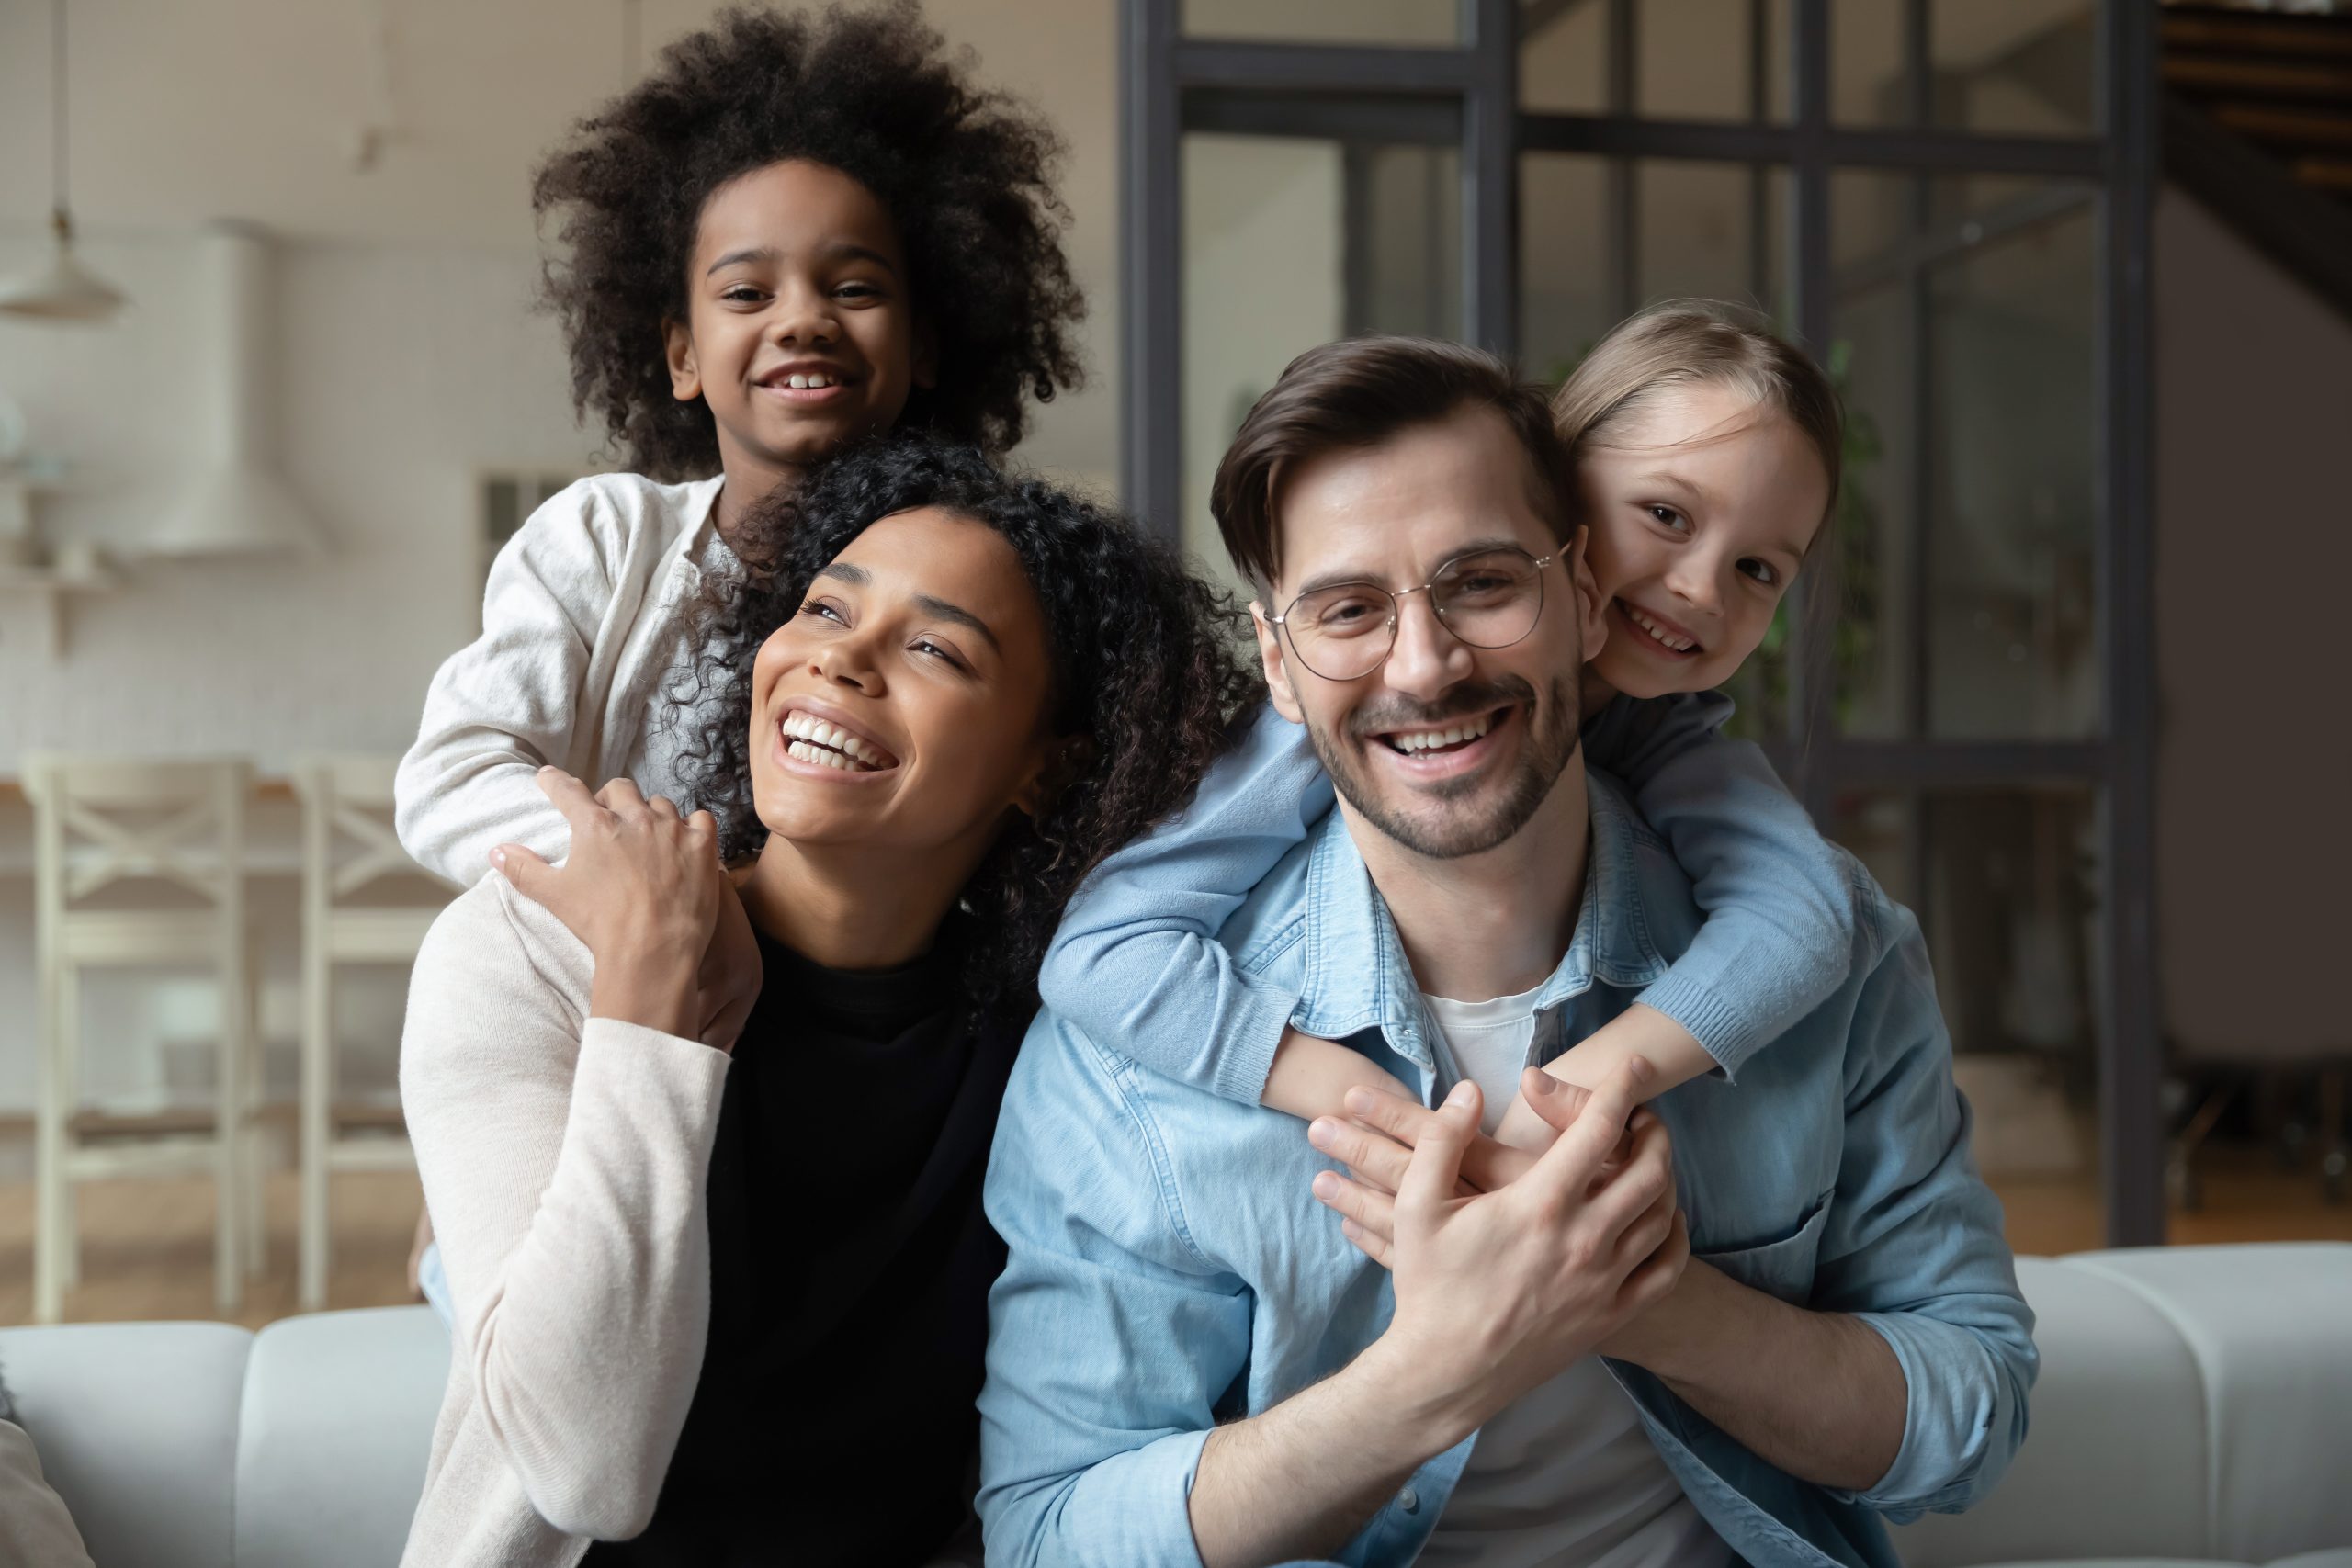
[1398,1485,1419,1514]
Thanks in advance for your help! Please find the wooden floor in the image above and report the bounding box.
[0,1145,2343,1329]
[1994,1144,2352,1257]
[0,1168,424,1330]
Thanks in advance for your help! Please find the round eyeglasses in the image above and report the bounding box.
[1267,547,1559,682]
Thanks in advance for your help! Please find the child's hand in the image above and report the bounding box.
[1493,1083,1570,1152]
[1261,1029,1412,1123]
[1517,1003,1718,1134]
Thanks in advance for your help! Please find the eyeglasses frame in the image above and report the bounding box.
[1263,545,1563,682]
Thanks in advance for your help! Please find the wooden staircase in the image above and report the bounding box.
[2160,2,2352,319]
[2165,4,2352,198]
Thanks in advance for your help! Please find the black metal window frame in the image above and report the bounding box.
[1120,0,2159,1246]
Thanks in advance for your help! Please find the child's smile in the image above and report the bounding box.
[753,357,858,406]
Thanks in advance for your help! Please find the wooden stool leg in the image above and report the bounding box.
[298,948,332,1312]
[243,948,266,1279]
[33,964,66,1325]
[215,946,244,1314]
[53,964,82,1297]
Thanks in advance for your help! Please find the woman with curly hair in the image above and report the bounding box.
[395,0,1086,888]
[396,436,1258,1567]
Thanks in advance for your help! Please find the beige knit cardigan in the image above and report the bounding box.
[396,874,730,1568]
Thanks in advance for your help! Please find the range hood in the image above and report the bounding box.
[145,222,325,557]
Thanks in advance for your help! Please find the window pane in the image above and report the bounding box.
[1638,159,1787,310]
[1826,788,1917,908]
[1823,279,1916,739]
[1929,0,2097,137]
[1837,0,2098,130]
[1821,167,1919,740]
[1832,0,1909,124]
[1182,133,1463,595]
[1519,152,1612,380]
[1521,0,1610,115]
[1830,173,2098,741]
[1927,186,2097,739]
[1184,0,1460,46]
[1357,145,1464,336]
[1832,786,2108,1257]
[1638,0,1790,123]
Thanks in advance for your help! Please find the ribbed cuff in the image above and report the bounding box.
[1209,981,1300,1108]
[1631,972,1768,1081]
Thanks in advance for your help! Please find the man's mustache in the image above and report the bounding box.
[1346,676,1538,738]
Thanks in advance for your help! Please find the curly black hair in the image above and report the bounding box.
[668,435,1263,1026]
[532,2,1086,479]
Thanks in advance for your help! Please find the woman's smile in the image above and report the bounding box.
[773,699,902,781]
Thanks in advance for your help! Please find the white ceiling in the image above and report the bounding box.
[0,0,1120,252]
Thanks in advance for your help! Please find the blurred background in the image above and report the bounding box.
[0,0,2345,1332]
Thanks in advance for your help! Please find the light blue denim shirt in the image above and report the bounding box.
[979,770,2035,1568]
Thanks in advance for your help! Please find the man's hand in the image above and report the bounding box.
[492,770,729,1045]
[1309,1068,1687,1359]
[1310,1087,1546,1201]
[1306,1070,1639,1252]
[1342,1063,1687,1448]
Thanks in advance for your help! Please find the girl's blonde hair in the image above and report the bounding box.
[1552,299,1844,548]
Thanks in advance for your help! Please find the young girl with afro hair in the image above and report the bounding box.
[394,1,1085,888]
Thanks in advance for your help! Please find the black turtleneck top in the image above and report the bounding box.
[583,912,1015,1567]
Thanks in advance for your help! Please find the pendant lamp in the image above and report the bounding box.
[0,0,127,324]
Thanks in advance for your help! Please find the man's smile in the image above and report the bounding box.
[1362,704,1520,781]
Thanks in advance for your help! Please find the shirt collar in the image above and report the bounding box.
[1289,767,1669,1067]
[674,473,729,568]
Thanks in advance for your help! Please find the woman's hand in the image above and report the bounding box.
[695,876,763,1054]
[492,770,729,1045]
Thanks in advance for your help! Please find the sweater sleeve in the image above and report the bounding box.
[398,877,730,1541]
[1033,703,1332,1106]
[1583,691,1861,1079]
[393,488,619,885]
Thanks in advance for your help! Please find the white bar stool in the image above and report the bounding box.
[292,756,457,1313]
[28,755,258,1324]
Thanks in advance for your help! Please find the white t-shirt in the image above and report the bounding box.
[1415,987,1729,1568]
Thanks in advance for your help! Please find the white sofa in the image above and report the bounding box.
[0,1245,2346,1568]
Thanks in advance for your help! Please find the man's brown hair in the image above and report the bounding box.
[1210,336,1577,596]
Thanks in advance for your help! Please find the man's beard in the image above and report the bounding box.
[1304,672,1583,861]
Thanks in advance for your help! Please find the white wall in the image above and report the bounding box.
[2152,189,2352,1059]
[0,233,590,761]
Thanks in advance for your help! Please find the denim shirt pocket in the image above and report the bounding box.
[1691,1189,1833,1305]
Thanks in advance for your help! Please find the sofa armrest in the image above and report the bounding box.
[1894,1244,2352,1568]
[0,1320,253,1568]
[235,1306,450,1568]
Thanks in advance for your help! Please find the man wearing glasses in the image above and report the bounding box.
[976,337,2033,1568]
